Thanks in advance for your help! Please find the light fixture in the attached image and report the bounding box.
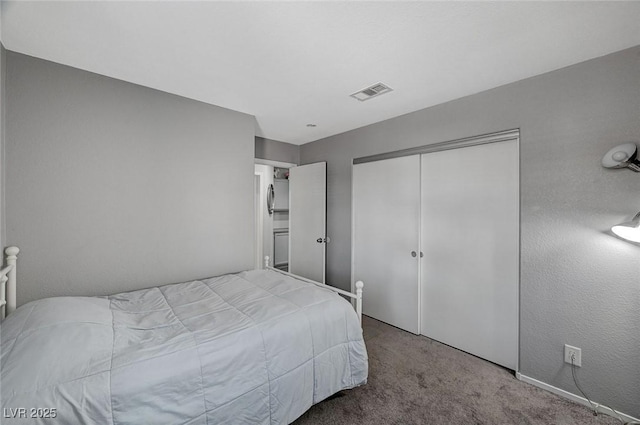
[601,142,640,172]
[611,211,640,243]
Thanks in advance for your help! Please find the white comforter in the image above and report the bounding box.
[0,269,368,424]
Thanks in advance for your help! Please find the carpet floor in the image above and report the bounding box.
[294,316,619,425]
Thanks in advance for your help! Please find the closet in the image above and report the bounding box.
[352,130,519,370]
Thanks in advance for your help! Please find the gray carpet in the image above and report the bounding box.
[294,316,618,425]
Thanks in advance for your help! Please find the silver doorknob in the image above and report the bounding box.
[411,251,417,257]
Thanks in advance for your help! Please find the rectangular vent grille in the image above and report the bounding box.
[350,82,393,101]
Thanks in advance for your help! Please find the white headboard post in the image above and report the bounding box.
[5,246,19,316]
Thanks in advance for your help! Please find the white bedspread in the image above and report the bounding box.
[0,269,368,424]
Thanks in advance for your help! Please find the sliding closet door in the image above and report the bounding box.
[353,155,420,334]
[420,140,519,370]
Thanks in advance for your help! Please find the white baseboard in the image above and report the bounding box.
[516,372,639,424]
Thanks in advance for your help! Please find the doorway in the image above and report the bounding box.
[254,160,294,270]
[254,160,328,283]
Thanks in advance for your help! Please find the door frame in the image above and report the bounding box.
[254,172,263,269]
[255,159,297,168]
[254,160,296,269]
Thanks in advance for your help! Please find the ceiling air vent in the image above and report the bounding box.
[350,82,393,101]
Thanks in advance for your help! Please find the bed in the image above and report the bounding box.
[0,247,368,424]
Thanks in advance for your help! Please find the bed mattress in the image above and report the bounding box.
[0,269,368,424]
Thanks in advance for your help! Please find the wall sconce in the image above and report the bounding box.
[602,143,640,242]
[611,212,640,243]
[601,143,640,172]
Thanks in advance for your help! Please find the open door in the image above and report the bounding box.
[289,162,326,283]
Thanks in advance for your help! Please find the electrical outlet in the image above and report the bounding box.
[564,344,582,367]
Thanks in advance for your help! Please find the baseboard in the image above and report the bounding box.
[516,372,639,424]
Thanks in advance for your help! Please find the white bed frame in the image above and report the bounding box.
[264,256,364,323]
[0,249,364,325]
[1,246,19,320]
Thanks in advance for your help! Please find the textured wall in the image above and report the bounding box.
[300,46,640,417]
[255,136,299,165]
[5,51,255,304]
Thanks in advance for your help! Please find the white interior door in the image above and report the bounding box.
[353,155,421,334]
[420,140,519,370]
[289,162,326,282]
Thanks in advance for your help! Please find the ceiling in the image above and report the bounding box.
[2,1,640,145]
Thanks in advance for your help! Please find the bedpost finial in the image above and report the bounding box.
[355,281,364,324]
[264,256,270,268]
[4,246,18,316]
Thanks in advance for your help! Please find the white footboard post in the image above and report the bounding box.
[6,246,19,316]
[264,256,270,269]
[355,281,364,324]
[0,273,7,320]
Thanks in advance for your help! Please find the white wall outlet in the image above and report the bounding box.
[564,344,582,367]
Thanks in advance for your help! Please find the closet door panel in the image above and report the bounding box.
[420,140,519,370]
[353,155,420,334]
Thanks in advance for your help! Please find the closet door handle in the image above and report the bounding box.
[411,251,417,258]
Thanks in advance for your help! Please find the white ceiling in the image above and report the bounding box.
[2,1,640,145]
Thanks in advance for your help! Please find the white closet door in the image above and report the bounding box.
[353,155,421,334]
[420,140,519,370]
[289,162,326,283]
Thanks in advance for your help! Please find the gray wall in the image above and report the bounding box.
[301,46,640,417]
[5,51,255,304]
[255,136,300,164]
[0,45,5,251]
